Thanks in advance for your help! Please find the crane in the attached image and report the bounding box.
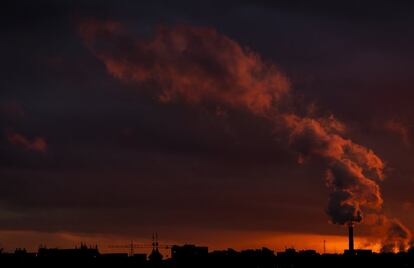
[108,233,173,257]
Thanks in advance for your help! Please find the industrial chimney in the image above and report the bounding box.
[348,223,354,253]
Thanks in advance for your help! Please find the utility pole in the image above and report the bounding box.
[129,240,134,256]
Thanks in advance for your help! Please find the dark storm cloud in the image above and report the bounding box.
[1,0,414,250]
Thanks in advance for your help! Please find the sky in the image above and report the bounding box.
[1,0,414,254]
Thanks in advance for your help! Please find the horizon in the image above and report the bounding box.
[0,230,385,254]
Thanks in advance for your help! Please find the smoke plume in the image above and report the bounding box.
[79,20,289,115]
[380,218,411,252]
[283,114,384,224]
[79,20,411,251]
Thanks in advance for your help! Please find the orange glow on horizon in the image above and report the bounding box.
[0,230,381,255]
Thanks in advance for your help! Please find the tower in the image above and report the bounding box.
[149,232,163,263]
[348,223,354,252]
[323,240,326,254]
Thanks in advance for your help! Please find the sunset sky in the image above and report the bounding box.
[1,0,414,254]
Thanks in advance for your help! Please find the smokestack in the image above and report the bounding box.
[348,223,354,253]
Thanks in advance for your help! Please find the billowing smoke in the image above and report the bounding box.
[80,20,289,115]
[283,114,384,225]
[79,20,411,251]
[365,214,413,252]
[381,218,411,252]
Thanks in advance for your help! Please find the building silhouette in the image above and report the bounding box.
[0,242,414,267]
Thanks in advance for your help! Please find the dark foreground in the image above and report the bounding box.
[2,245,414,268]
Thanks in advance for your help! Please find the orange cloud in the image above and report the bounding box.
[384,119,410,146]
[7,130,47,153]
[79,20,290,115]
